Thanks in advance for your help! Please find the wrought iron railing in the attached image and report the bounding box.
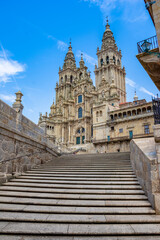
[137,35,158,54]
[152,95,160,125]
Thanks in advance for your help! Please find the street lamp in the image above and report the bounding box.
[141,40,152,53]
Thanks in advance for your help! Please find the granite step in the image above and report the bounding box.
[0,153,159,238]
[20,173,137,177]
[1,222,160,235]
[0,186,144,194]
[1,212,160,223]
[0,204,155,214]
[1,237,160,240]
[8,180,140,186]
[19,175,139,181]
[0,196,150,206]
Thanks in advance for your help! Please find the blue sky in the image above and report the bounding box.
[0,0,158,123]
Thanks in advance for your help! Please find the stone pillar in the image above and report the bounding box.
[12,91,24,131]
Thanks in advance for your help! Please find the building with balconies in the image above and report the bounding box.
[137,0,160,90]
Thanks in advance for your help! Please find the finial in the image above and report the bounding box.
[106,16,109,25]
[134,89,138,101]
[69,38,72,47]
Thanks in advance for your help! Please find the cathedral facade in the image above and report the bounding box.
[39,22,154,152]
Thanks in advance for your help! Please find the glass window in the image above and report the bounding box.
[82,128,85,133]
[78,95,82,103]
[82,136,85,144]
[129,131,133,139]
[70,75,73,83]
[106,56,109,64]
[144,125,150,134]
[108,136,110,141]
[119,128,123,133]
[111,126,114,131]
[78,107,82,118]
[76,137,80,145]
[91,126,93,137]
[113,56,116,64]
[101,58,103,66]
[77,128,80,134]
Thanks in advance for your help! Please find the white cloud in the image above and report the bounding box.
[140,87,155,97]
[48,35,68,52]
[126,78,136,88]
[82,0,147,23]
[57,40,68,51]
[0,94,15,103]
[0,58,25,83]
[76,50,97,66]
[28,108,34,113]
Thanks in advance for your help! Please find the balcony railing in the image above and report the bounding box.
[137,35,158,54]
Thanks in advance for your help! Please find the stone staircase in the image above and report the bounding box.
[0,152,160,239]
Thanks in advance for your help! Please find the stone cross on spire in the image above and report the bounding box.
[106,16,109,25]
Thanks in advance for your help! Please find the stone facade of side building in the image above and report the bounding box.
[38,21,155,152]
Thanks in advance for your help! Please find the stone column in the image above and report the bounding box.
[12,91,24,131]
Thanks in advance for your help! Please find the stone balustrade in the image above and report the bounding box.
[130,137,160,214]
[0,94,61,185]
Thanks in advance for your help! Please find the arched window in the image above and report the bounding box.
[78,95,82,103]
[113,56,116,64]
[117,59,120,65]
[96,111,99,117]
[101,58,103,66]
[61,77,63,83]
[82,127,85,133]
[78,107,82,118]
[106,56,109,64]
[77,128,80,134]
[79,72,83,80]
[70,75,73,83]
[65,75,67,82]
[100,111,103,117]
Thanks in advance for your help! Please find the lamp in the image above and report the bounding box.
[141,40,152,52]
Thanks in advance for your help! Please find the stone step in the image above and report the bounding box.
[26,171,136,176]
[1,222,160,235]
[0,204,155,214]
[29,170,134,173]
[21,173,137,178]
[19,174,138,180]
[1,236,160,240]
[34,165,133,171]
[9,180,140,187]
[0,186,144,194]
[1,212,160,223]
[0,196,150,207]
[0,192,147,200]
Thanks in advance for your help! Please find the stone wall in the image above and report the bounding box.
[0,98,60,185]
[130,138,160,213]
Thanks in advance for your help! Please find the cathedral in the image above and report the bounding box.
[39,21,154,152]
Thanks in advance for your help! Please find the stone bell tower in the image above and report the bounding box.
[56,42,77,104]
[94,20,126,103]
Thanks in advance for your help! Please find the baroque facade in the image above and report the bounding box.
[39,21,154,151]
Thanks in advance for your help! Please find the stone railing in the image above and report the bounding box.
[130,137,160,214]
[0,93,61,185]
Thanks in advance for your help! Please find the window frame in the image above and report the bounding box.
[78,95,82,103]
